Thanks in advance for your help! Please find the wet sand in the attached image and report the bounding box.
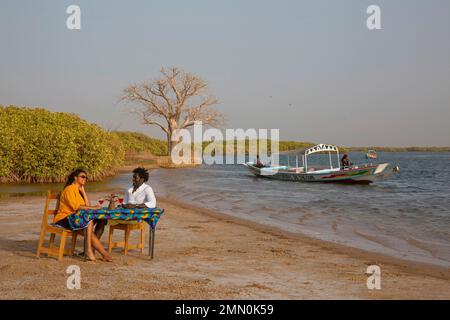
[0,192,449,299]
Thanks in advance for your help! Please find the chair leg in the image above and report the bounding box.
[49,233,56,248]
[36,228,47,258]
[69,232,77,256]
[108,226,113,253]
[58,231,67,261]
[124,227,130,255]
[140,223,145,254]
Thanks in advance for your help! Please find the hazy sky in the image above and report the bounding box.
[1,0,449,146]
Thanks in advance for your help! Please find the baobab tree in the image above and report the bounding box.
[121,67,223,156]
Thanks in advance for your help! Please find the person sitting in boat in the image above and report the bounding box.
[255,155,265,168]
[341,154,353,168]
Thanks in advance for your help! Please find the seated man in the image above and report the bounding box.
[110,167,156,226]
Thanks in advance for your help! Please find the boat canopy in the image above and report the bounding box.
[271,143,341,170]
[304,144,339,155]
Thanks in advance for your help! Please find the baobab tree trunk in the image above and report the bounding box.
[167,119,178,159]
[166,132,173,157]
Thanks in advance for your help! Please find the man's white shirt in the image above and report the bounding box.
[124,183,156,208]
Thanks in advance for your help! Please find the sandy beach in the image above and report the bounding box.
[0,192,449,299]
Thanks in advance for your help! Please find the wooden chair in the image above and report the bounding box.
[108,221,145,255]
[36,191,82,261]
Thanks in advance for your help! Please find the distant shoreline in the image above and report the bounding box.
[347,147,450,153]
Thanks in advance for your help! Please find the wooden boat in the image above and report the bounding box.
[243,144,399,184]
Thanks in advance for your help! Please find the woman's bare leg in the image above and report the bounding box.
[86,222,96,261]
[91,232,112,262]
[94,219,107,240]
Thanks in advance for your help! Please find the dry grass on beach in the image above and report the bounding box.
[0,192,449,299]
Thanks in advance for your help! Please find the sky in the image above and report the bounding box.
[0,0,449,147]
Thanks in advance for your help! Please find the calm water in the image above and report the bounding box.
[1,152,449,267]
[150,152,450,267]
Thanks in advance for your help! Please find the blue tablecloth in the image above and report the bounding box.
[72,207,164,229]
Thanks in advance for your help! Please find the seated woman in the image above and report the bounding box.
[54,169,112,262]
[109,167,156,226]
[341,154,353,168]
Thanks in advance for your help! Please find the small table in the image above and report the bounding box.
[75,207,164,259]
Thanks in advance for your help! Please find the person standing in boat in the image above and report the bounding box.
[341,154,352,168]
[255,155,265,168]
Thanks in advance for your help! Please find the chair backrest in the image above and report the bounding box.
[42,190,61,226]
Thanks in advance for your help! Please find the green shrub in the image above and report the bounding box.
[112,131,168,156]
[0,106,124,183]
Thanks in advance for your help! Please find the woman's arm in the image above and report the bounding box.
[80,185,90,206]
[77,186,100,210]
[78,204,102,210]
[62,186,101,212]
